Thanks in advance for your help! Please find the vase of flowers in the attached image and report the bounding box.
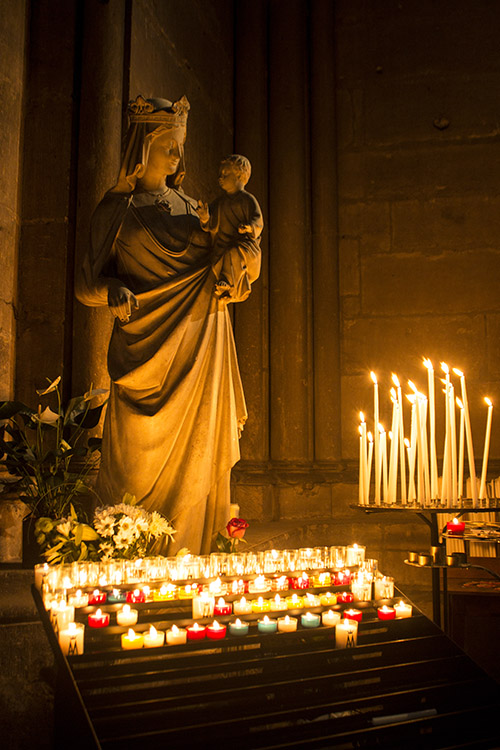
[0,376,107,566]
[92,493,176,560]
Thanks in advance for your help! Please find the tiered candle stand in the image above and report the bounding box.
[351,501,500,629]
[32,566,500,749]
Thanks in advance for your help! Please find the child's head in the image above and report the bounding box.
[219,154,251,193]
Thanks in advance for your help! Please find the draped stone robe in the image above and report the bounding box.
[76,187,261,554]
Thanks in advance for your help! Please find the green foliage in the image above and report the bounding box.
[0,377,108,520]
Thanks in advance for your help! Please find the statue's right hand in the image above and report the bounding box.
[108,284,139,323]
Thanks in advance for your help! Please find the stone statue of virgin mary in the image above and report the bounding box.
[76,95,261,554]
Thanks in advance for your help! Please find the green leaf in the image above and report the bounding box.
[74,524,83,547]
[215,532,231,553]
[122,492,137,506]
[81,525,99,541]
[0,401,35,420]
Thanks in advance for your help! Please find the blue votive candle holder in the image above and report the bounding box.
[228,619,249,637]
[107,589,127,604]
[301,611,321,628]
[257,616,278,634]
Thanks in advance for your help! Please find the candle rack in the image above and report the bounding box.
[352,503,500,629]
[32,575,500,749]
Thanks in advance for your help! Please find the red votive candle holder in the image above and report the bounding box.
[206,621,227,640]
[343,608,362,623]
[334,571,352,586]
[339,591,354,604]
[289,573,310,590]
[126,589,146,604]
[88,609,110,628]
[447,518,465,535]
[214,598,232,616]
[377,605,396,621]
[186,623,206,641]
[88,589,107,606]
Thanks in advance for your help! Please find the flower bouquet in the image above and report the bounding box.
[34,504,100,564]
[93,493,176,560]
[215,517,249,553]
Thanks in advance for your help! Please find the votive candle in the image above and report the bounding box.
[335,619,358,648]
[257,615,278,634]
[322,610,341,628]
[228,619,249,637]
[394,601,413,619]
[144,625,165,648]
[206,620,227,640]
[301,611,321,628]
[277,615,298,633]
[88,609,109,628]
[377,605,396,621]
[121,628,144,650]
[233,597,253,615]
[116,604,138,627]
[343,608,362,623]
[186,622,206,641]
[58,622,85,656]
[166,624,187,645]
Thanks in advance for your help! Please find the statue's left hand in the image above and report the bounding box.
[108,283,140,323]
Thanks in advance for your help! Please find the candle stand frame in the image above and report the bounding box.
[32,567,500,749]
[352,502,500,631]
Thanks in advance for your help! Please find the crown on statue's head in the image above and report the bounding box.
[128,95,190,127]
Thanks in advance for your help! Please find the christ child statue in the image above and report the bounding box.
[196,154,263,300]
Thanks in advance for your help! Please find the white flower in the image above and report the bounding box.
[56,520,71,536]
[33,406,60,425]
[36,376,61,396]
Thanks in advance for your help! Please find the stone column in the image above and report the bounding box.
[72,0,127,397]
[233,0,269,463]
[309,0,342,461]
[0,0,27,399]
[268,0,312,462]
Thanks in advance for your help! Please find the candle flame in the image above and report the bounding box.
[408,380,418,394]
[122,604,130,614]
[453,367,463,378]
[358,425,363,436]
[378,423,385,434]
[212,620,220,629]
[235,619,242,626]
[263,615,270,623]
[68,622,77,634]
[368,431,373,442]
[149,625,157,637]
[392,373,400,388]
[485,397,493,407]
[389,431,393,440]
[217,597,225,606]
[370,371,377,384]
[172,624,179,634]
[456,397,464,409]
[440,362,449,374]
[406,393,416,404]
[423,357,433,370]
[284,615,290,623]
[96,609,102,617]
[127,628,135,638]
[404,438,411,448]
[160,585,167,595]
[359,411,365,422]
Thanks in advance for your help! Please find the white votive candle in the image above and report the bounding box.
[166,624,187,645]
[58,622,85,656]
[144,625,165,648]
[322,610,341,628]
[116,604,138,627]
[233,597,253,615]
[394,601,413,619]
[335,619,358,648]
[277,615,298,633]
